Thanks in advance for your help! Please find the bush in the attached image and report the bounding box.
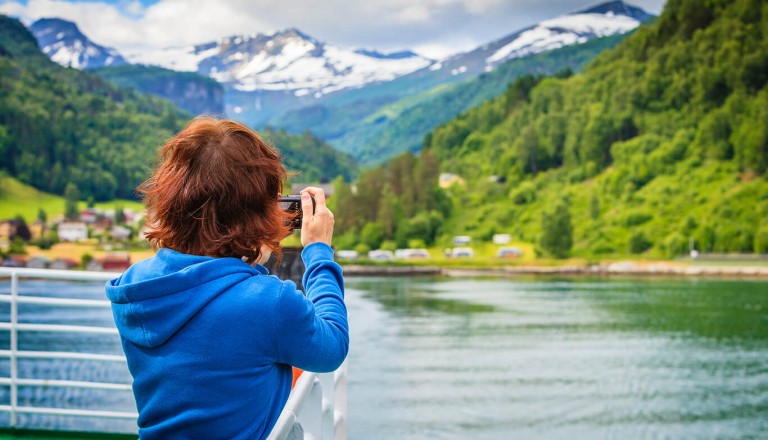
[360,223,384,249]
[714,223,754,253]
[755,226,768,253]
[662,232,688,258]
[510,181,537,205]
[8,237,26,255]
[354,243,371,256]
[623,210,653,226]
[628,231,652,254]
[539,199,573,258]
[31,233,58,250]
[589,238,616,255]
[334,232,358,250]
[81,253,94,269]
[407,239,427,249]
[380,240,397,252]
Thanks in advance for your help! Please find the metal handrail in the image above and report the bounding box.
[268,362,348,440]
[0,267,137,426]
[0,267,348,439]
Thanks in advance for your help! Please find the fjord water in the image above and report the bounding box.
[0,277,766,438]
[345,277,768,439]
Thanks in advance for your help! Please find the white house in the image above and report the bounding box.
[58,222,88,242]
[493,234,512,245]
[453,235,471,246]
[112,225,131,241]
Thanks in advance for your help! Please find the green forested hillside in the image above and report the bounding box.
[259,127,359,183]
[335,0,768,257]
[276,33,632,165]
[0,15,189,201]
[0,15,357,203]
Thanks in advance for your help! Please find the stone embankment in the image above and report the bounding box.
[344,262,768,278]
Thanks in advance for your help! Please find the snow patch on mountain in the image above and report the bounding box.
[128,29,433,97]
[486,12,640,66]
[30,18,126,69]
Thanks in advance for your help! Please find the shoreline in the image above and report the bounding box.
[343,262,768,279]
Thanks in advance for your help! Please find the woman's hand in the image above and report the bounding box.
[300,187,334,247]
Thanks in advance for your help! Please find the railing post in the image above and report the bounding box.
[334,363,348,440]
[9,270,18,428]
[318,371,335,439]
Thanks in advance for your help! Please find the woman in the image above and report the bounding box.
[106,117,348,439]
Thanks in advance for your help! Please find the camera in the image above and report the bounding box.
[279,195,315,229]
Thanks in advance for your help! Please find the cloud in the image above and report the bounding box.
[0,1,26,19]
[2,0,667,59]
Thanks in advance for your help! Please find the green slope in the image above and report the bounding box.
[0,15,190,201]
[276,33,633,165]
[332,0,768,258]
[0,175,143,223]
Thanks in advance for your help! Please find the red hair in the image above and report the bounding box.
[139,117,292,264]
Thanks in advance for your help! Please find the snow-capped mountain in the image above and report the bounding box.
[29,18,126,69]
[429,1,652,78]
[128,29,434,97]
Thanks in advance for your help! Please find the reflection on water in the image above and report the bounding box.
[345,277,768,440]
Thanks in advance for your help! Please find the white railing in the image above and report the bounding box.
[0,267,348,439]
[267,362,348,440]
[0,267,136,428]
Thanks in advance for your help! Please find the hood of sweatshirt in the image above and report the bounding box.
[105,248,267,348]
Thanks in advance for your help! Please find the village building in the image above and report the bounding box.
[0,220,14,245]
[439,173,465,189]
[79,208,100,224]
[57,222,88,242]
[50,258,79,270]
[30,220,47,240]
[0,218,31,244]
[111,226,132,241]
[26,256,50,269]
[91,218,114,237]
[87,253,131,272]
[2,256,27,268]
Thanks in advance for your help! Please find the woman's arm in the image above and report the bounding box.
[275,243,348,372]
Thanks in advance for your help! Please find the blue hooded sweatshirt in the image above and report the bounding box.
[105,242,348,439]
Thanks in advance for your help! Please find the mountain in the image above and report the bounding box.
[277,34,631,165]
[94,64,225,116]
[332,0,768,257]
[0,15,357,203]
[27,18,224,116]
[273,1,654,164]
[129,28,434,97]
[29,17,126,69]
[415,0,651,82]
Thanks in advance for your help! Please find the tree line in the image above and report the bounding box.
[334,0,768,258]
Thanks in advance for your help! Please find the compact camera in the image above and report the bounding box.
[279,195,315,229]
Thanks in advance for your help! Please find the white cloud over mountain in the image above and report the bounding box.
[0,0,666,59]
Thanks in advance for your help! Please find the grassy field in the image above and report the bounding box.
[0,176,144,223]
[22,242,155,265]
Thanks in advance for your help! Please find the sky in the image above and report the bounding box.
[0,0,666,59]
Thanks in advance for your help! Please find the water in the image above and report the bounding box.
[1,276,766,438]
[345,276,768,440]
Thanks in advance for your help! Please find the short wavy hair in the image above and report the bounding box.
[139,117,292,264]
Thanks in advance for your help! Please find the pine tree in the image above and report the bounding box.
[540,199,573,258]
[64,182,80,221]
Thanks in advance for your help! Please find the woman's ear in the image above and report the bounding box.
[257,245,273,265]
